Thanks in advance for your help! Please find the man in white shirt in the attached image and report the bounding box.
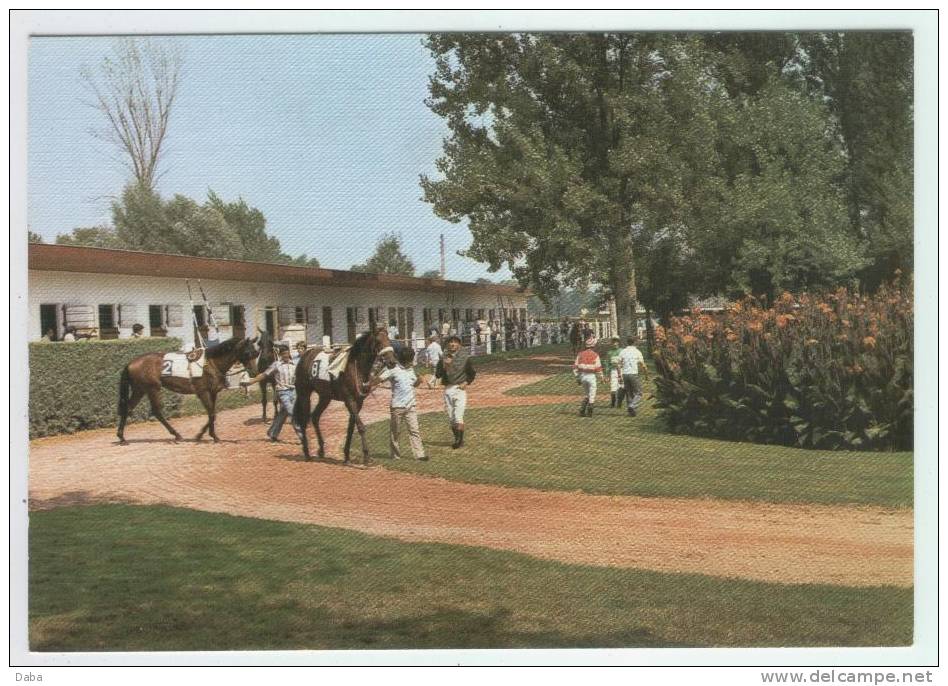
[242,345,304,442]
[367,346,428,461]
[424,335,443,388]
[617,335,649,417]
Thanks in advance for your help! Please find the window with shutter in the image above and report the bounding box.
[295,306,305,324]
[278,306,294,326]
[64,305,96,329]
[118,304,138,328]
[165,304,184,328]
[215,304,232,326]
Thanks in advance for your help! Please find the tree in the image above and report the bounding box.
[82,38,182,191]
[111,183,241,258]
[420,268,442,278]
[350,232,416,275]
[55,225,122,249]
[800,32,913,289]
[28,231,44,243]
[206,190,284,263]
[284,253,321,268]
[422,34,731,336]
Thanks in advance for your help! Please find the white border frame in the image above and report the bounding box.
[8,9,939,668]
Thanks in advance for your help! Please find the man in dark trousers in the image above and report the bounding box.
[435,335,476,449]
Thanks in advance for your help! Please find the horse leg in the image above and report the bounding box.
[147,387,181,441]
[194,391,212,441]
[354,401,370,465]
[343,413,356,464]
[207,391,220,442]
[295,388,312,459]
[261,381,269,422]
[311,394,331,460]
[117,387,145,445]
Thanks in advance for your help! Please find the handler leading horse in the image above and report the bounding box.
[293,328,394,464]
[116,336,259,444]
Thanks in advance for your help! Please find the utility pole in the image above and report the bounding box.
[440,234,446,279]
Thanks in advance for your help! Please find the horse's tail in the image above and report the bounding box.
[118,366,131,419]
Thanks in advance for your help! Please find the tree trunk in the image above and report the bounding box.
[611,262,638,340]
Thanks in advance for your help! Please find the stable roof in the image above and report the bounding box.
[28,243,527,297]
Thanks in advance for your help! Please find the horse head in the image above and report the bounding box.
[237,337,259,376]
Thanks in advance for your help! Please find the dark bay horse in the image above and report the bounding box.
[255,329,280,422]
[117,336,259,444]
[569,322,583,354]
[293,328,394,464]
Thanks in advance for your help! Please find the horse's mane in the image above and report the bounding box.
[204,337,243,359]
[348,331,378,358]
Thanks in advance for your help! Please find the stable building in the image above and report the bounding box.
[28,244,529,347]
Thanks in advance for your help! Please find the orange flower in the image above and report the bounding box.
[747,321,763,332]
[805,338,819,346]
[841,319,851,328]
[763,332,773,340]
[818,303,834,316]
[682,334,696,346]
[776,314,789,328]
[778,291,794,305]
[863,336,877,349]
[726,332,738,342]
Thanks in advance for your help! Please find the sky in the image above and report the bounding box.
[28,34,509,282]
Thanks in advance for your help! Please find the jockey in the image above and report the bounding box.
[573,336,605,417]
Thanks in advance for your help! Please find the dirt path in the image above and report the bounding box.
[28,354,912,588]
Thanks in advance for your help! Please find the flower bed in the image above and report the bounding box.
[651,278,912,450]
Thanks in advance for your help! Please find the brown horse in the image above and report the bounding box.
[254,328,280,422]
[293,328,394,463]
[569,322,583,355]
[116,336,260,444]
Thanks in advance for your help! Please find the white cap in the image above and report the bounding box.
[322,335,332,348]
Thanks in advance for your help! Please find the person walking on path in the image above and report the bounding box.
[573,336,605,417]
[242,345,305,443]
[618,335,649,417]
[424,334,443,389]
[435,335,476,449]
[367,345,428,461]
[605,336,625,409]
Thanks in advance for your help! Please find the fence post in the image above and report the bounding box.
[470,326,476,356]
[486,330,492,355]
[500,322,506,352]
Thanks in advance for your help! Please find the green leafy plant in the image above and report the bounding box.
[652,276,912,450]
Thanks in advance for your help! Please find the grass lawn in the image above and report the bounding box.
[364,400,912,507]
[29,505,912,651]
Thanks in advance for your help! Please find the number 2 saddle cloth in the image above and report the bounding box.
[161,350,206,379]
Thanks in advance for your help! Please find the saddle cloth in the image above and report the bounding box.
[161,351,205,379]
[309,346,349,381]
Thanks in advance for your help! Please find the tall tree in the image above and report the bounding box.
[420,268,442,278]
[81,39,182,191]
[800,32,913,289]
[350,232,416,275]
[422,33,730,335]
[28,231,44,243]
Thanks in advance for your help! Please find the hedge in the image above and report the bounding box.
[651,278,913,451]
[29,338,184,439]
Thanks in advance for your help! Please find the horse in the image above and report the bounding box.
[116,336,260,445]
[255,328,280,422]
[569,322,583,354]
[293,328,395,464]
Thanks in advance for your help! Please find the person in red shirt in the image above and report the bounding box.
[572,336,605,417]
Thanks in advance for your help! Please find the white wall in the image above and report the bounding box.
[28,270,527,345]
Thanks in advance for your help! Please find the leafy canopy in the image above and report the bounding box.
[350,232,416,276]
